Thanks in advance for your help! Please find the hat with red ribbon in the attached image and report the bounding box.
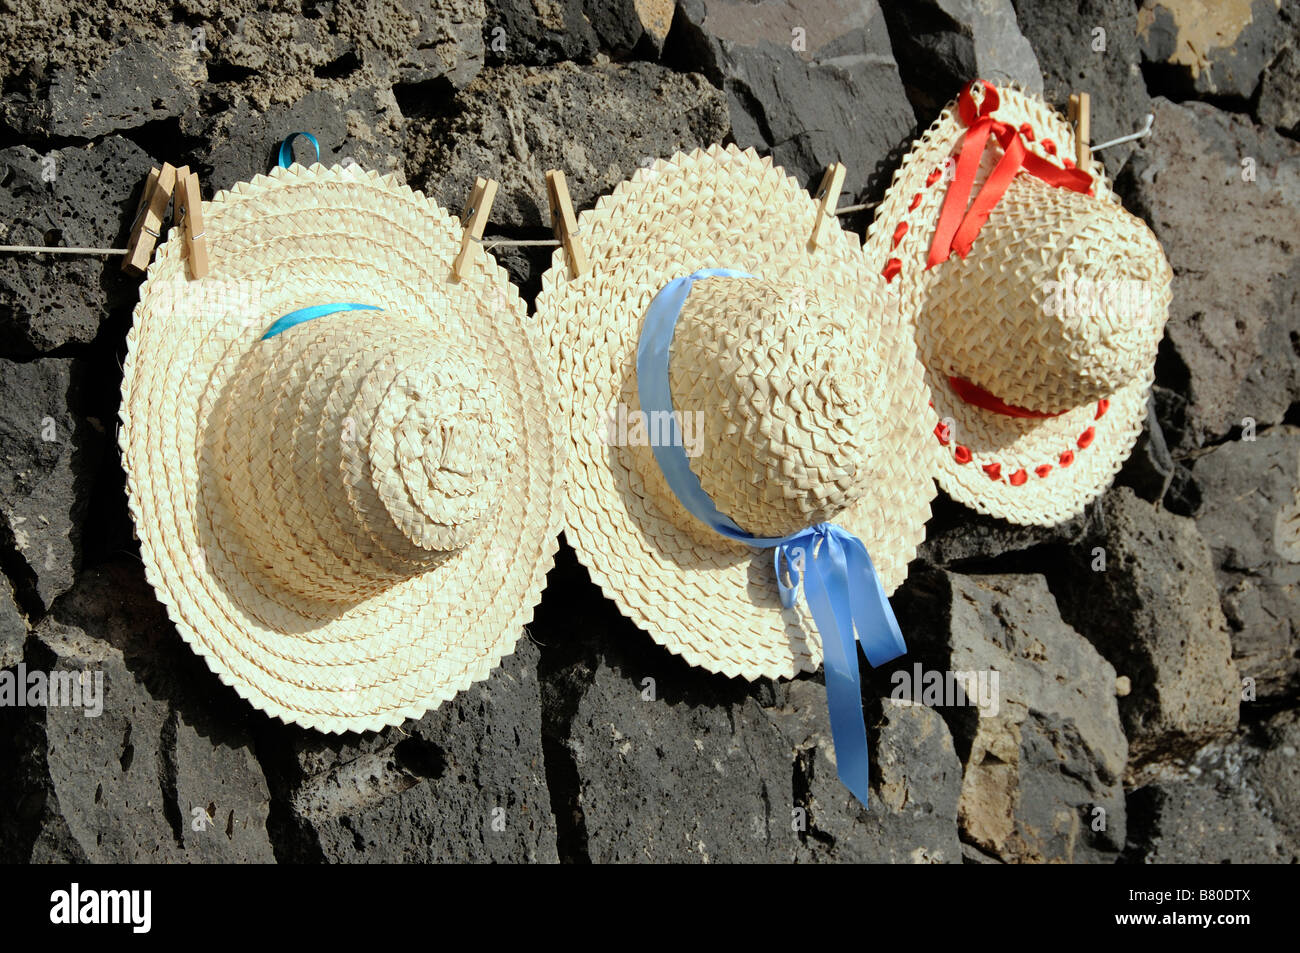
[867,80,1172,526]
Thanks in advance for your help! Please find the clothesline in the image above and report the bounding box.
[0,201,882,258]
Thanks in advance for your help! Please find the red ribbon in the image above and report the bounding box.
[947,375,1067,420]
[927,81,1093,268]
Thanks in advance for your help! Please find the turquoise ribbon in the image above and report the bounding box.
[636,269,907,809]
[260,303,381,340]
[278,131,321,169]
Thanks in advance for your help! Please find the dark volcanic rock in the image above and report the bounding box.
[774,683,963,863]
[586,0,676,56]
[181,85,406,193]
[891,569,1127,863]
[483,0,600,65]
[535,545,961,863]
[405,61,730,227]
[0,358,105,613]
[1012,0,1154,176]
[0,139,156,355]
[1126,717,1300,864]
[882,0,1042,120]
[2,562,273,863]
[1118,98,1300,449]
[1138,0,1287,101]
[0,574,25,668]
[1050,487,1240,770]
[265,636,557,863]
[1193,427,1300,701]
[14,37,205,139]
[671,0,914,202]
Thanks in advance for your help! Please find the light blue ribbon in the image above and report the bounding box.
[636,269,907,809]
[278,131,321,169]
[260,303,381,340]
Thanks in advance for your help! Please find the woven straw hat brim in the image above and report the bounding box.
[865,85,1157,526]
[536,145,938,681]
[119,163,565,733]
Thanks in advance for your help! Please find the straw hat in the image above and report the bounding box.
[119,161,565,733]
[535,145,937,681]
[865,81,1172,526]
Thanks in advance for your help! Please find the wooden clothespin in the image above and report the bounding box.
[808,162,847,251]
[173,166,209,279]
[453,176,498,281]
[1070,92,1091,169]
[122,163,177,275]
[545,170,587,278]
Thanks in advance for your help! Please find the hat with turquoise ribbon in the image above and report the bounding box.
[119,136,565,733]
[535,145,939,806]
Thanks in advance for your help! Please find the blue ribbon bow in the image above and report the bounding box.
[636,269,908,809]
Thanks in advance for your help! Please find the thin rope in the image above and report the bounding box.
[0,245,130,255]
[0,200,886,261]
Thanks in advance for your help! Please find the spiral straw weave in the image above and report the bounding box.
[536,145,938,681]
[119,163,565,732]
[865,84,1172,526]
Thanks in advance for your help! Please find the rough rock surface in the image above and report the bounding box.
[406,61,730,227]
[1193,428,1300,701]
[1137,0,1287,101]
[0,358,105,612]
[535,547,962,863]
[0,563,274,863]
[1126,714,1300,863]
[1118,97,1300,449]
[1012,0,1154,176]
[672,0,914,202]
[0,574,25,669]
[891,570,1128,863]
[0,138,156,355]
[264,636,557,863]
[883,0,1043,120]
[1049,487,1240,771]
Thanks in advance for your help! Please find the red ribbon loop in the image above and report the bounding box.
[947,376,1067,420]
[928,80,1093,269]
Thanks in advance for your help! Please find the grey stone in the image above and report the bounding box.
[1250,708,1300,857]
[1011,0,1154,176]
[1126,726,1298,864]
[484,0,600,64]
[533,546,960,863]
[0,573,25,669]
[1192,427,1300,701]
[405,61,730,227]
[772,682,964,863]
[1138,0,1287,101]
[0,358,105,613]
[919,500,1087,568]
[4,562,273,863]
[265,636,557,863]
[882,0,1043,120]
[0,138,156,355]
[1050,487,1240,770]
[586,0,676,56]
[181,85,407,193]
[1118,98,1300,449]
[1258,42,1300,135]
[673,0,914,202]
[891,569,1128,863]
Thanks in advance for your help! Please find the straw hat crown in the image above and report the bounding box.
[920,151,1172,415]
[212,314,513,613]
[654,276,882,539]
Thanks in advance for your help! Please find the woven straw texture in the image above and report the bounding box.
[865,85,1172,526]
[536,145,938,681]
[119,163,566,733]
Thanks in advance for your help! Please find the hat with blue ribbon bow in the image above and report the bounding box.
[119,154,565,733]
[536,145,938,807]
